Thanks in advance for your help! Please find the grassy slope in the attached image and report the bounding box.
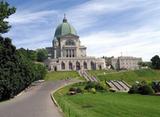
[45,71,83,81]
[89,69,160,84]
[54,88,160,117]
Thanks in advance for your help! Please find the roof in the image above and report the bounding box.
[54,16,77,38]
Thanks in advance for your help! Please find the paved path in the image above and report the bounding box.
[0,79,78,117]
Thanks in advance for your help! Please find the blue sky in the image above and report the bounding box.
[4,0,160,61]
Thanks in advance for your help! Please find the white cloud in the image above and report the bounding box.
[8,10,58,24]
[81,26,160,61]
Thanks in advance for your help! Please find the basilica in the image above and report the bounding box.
[45,15,106,71]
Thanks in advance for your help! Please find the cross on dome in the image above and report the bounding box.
[63,13,67,22]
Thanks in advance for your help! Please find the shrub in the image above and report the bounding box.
[128,81,154,95]
[151,81,160,93]
[84,81,96,90]
[90,88,96,94]
[69,87,82,94]
[95,83,104,91]
[76,87,82,93]
[84,81,105,92]
[139,85,154,95]
[69,87,77,92]
[128,84,139,94]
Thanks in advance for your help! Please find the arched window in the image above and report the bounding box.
[76,61,80,70]
[69,62,73,70]
[98,65,102,70]
[91,61,96,70]
[65,40,75,45]
[84,62,87,69]
[61,62,65,70]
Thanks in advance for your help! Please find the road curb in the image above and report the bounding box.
[50,80,83,116]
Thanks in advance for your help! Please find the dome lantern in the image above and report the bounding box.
[63,13,67,22]
[54,15,77,38]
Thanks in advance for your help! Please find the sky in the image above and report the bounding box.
[4,0,160,61]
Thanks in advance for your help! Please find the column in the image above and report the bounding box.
[67,49,69,57]
[69,49,71,57]
[54,49,56,58]
[71,49,73,57]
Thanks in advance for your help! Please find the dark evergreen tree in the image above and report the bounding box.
[151,55,160,69]
[0,1,47,101]
[0,1,16,34]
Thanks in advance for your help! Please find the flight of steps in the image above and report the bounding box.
[106,80,131,92]
[78,70,98,82]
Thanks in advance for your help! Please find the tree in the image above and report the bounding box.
[36,48,48,62]
[18,48,37,61]
[138,61,152,68]
[0,1,47,101]
[151,55,160,69]
[0,1,16,34]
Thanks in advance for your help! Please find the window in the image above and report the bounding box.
[65,40,75,45]
[61,62,65,69]
[84,62,87,69]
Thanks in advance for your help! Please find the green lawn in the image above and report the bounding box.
[54,88,160,117]
[89,69,160,84]
[45,71,83,81]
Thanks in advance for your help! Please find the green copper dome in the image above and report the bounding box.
[54,16,77,38]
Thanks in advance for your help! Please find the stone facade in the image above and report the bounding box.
[45,16,106,71]
[104,56,142,70]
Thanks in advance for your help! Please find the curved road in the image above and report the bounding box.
[0,79,78,117]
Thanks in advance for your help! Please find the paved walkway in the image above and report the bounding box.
[0,79,78,117]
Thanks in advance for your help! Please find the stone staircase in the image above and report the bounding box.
[78,70,98,82]
[106,80,131,92]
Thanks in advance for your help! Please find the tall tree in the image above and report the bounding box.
[0,1,46,101]
[36,48,48,62]
[0,1,16,34]
[151,55,160,69]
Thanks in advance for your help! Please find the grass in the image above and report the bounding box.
[45,71,83,81]
[54,86,160,117]
[89,69,160,84]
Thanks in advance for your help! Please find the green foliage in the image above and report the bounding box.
[0,1,16,34]
[36,48,48,62]
[0,1,47,101]
[138,61,151,68]
[69,87,82,94]
[0,37,47,101]
[151,55,160,69]
[84,81,104,92]
[128,81,154,95]
[151,81,160,93]
[18,48,37,61]
[90,88,96,94]
[84,81,96,90]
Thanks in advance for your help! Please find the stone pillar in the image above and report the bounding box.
[69,49,71,57]
[54,49,56,58]
[73,49,75,57]
[67,49,69,57]
[71,49,73,57]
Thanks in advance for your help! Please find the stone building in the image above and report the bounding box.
[104,56,142,70]
[45,16,106,71]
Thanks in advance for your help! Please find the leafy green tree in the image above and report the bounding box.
[0,1,47,101]
[18,48,37,61]
[0,1,16,34]
[36,48,48,62]
[151,55,160,69]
